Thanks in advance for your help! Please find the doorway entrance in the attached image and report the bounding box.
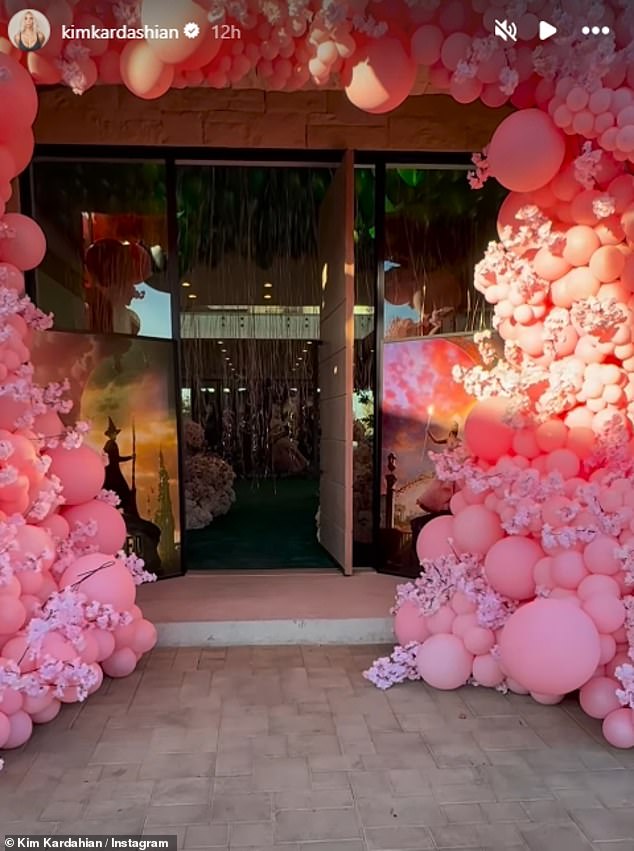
[177,157,355,572]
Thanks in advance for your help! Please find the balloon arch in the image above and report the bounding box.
[1,0,634,758]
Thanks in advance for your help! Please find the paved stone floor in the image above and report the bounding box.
[2,645,634,851]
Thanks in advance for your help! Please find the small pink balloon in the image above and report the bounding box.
[394,601,429,646]
[472,653,504,687]
[131,619,158,654]
[563,225,601,266]
[427,605,456,635]
[551,551,588,590]
[0,710,10,747]
[102,647,137,678]
[545,448,581,479]
[30,699,61,724]
[535,419,568,452]
[599,634,617,665]
[415,634,473,690]
[452,613,479,638]
[450,591,477,615]
[0,214,46,271]
[603,707,634,748]
[531,692,564,705]
[584,535,620,575]
[92,628,116,662]
[0,686,22,715]
[60,553,136,612]
[22,688,53,715]
[3,709,32,748]
[581,676,622,719]
[578,574,621,601]
[583,595,626,634]
[463,626,495,655]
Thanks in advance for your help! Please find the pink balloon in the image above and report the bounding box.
[563,225,601,266]
[0,53,38,126]
[394,601,429,645]
[131,619,158,654]
[427,605,456,635]
[30,699,61,724]
[22,689,53,715]
[113,621,136,650]
[583,595,626,634]
[463,626,495,655]
[0,709,10,747]
[531,692,564,705]
[584,535,620,575]
[599,634,617,665]
[452,613,479,638]
[411,25,443,66]
[464,399,514,461]
[141,0,208,64]
[102,647,137,678]
[87,662,104,695]
[415,634,473,690]
[545,448,581,479]
[452,505,504,556]
[603,707,634,748]
[450,591,477,615]
[120,42,174,100]
[60,553,136,612]
[0,597,26,633]
[63,499,126,554]
[484,536,543,600]
[488,110,566,192]
[0,213,46,270]
[589,245,626,283]
[3,709,32,748]
[46,445,105,506]
[472,653,504,687]
[499,598,601,694]
[92,628,116,662]
[535,419,568,452]
[579,677,621,719]
[344,38,416,114]
[551,551,588,589]
[416,514,455,562]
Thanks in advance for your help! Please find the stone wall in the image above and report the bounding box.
[34,85,510,151]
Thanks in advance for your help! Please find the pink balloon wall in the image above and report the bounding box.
[0,56,157,765]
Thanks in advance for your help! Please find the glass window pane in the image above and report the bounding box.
[31,160,172,338]
[383,167,505,341]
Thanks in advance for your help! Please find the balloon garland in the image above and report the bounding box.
[0,56,158,766]
[0,0,633,756]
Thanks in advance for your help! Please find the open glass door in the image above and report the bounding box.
[318,151,355,575]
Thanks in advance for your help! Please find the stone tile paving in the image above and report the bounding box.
[2,644,634,850]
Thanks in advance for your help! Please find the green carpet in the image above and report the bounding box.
[185,477,336,569]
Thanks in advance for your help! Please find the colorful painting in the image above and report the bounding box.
[379,335,485,576]
[31,331,181,578]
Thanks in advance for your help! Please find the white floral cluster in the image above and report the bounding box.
[183,421,236,530]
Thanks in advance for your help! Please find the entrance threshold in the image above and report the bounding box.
[136,570,399,647]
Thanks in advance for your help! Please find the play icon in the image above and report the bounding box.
[539,20,557,40]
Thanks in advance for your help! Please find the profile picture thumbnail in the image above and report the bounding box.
[8,8,50,52]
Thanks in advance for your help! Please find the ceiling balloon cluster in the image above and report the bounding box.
[0,0,631,162]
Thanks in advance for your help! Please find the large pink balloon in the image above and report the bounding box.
[463,399,514,461]
[0,213,46,270]
[580,676,622,719]
[415,634,473,690]
[488,110,566,192]
[46,444,105,505]
[63,499,126,554]
[484,536,543,600]
[499,599,601,694]
[60,552,136,612]
[344,38,416,114]
[452,505,504,555]
[394,601,430,645]
[416,514,455,562]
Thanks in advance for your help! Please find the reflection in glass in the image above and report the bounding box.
[383,168,506,341]
[31,161,172,338]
